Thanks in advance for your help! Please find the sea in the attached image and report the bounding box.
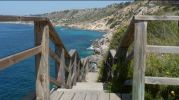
[0,23,103,100]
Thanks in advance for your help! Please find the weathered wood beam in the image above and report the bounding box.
[47,20,69,58]
[133,21,147,100]
[50,77,61,87]
[66,59,73,88]
[135,15,179,21]
[0,15,48,22]
[69,49,76,57]
[146,45,179,54]
[73,53,77,85]
[145,76,179,85]
[0,46,41,70]
[49,48,69,72]
[36,25,50,100]
[57,48,66,88]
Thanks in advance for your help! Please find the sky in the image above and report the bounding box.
[0,1,127,15]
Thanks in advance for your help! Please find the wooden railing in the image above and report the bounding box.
[0,15,89,100]
[104,17,135,82]
[133,15,179,100]
[105,15,179,100]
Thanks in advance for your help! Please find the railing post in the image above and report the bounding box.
[132,20,147,100]
[58,48,66,88]
[66,59,72,88]
[35,22,50,100]
[55,46,59,80]
[73,53,77,85]
[34,21,42,75]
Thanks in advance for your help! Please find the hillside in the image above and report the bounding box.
[97,2,179,100]
[38,1,179,99]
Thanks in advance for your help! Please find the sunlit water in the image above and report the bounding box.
[0,23,103,100]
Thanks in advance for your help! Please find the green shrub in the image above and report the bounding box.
[109,26,127,49]
[101,5,179,99]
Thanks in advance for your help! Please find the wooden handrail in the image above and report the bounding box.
[0,45,42,70]
[135,15,179,21]
[49,48,70,72]
[104,15,179,100]
[47,20,70,58]
[0,15,89,100]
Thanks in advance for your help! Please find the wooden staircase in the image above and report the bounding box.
[1,15,178,100]
[50,71,127,100]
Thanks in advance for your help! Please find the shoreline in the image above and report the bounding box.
[57,23,113,65]
[1,21,112,64]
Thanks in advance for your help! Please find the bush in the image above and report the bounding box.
[101,5,179,99]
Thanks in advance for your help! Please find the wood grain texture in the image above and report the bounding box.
[146,45,179,54]
[0,46,41,70]
[135,15,179,21]
[145,76,179,85]
[72,91,86,100]
[50,91,64,100]
[60,91,75,100]
[49,48,69,72]
[50,77,61,87]
[36,25,50,100]
[59,48,66,88]
[132,21,147,100]
[34,21,43,77]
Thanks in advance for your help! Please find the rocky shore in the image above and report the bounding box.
[56,21,114,66]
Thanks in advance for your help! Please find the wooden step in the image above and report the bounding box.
[72,82,103,91]
[50,89,129,100]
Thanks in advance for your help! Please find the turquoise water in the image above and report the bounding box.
[0,23,103,100]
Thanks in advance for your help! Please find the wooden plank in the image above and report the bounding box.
[132,21,147,100]
[69,49,76,57]
[85,91,98,100]
[50,91,64,100]
[49,48,69,72]
[0,15,48,22]
[57,48,66,88]
[50,77,61,87]
[145,76,179,85]
[34,21,43,77]
[36,25,50,100]
[73,53,77,85]
[60,91,75,100]
[135,15,179,21]
[66,59,73,88]
[0,46,41,70]
[98,92,109,100]
[72,91,86,100]
[47,20,70,59]
[146,45,179,54]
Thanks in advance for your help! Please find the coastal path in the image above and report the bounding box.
[0,15,179,100]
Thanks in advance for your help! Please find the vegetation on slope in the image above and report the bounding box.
[38,2,132,25]
[99,3,179,100]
